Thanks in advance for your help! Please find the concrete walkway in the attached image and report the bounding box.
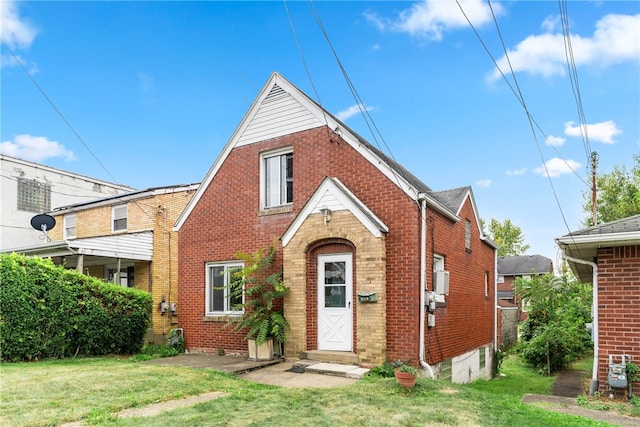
[551,368,585,397]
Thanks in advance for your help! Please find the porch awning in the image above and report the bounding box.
[4,231,153,261]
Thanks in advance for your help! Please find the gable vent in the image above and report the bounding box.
[263,84,288,103]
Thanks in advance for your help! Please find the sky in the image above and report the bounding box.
[1,0,639,265]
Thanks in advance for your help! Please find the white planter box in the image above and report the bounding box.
[248,337,274,361]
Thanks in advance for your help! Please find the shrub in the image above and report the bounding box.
[0,253,152,361]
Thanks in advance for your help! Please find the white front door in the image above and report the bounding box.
[318,253,353,351]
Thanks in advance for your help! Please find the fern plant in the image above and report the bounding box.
[225,245,289,345]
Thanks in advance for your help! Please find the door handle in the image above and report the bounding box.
[348,301,351,309]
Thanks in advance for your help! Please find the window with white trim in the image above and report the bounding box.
[485,271,489,298]
[206,262,244,315]
[112,205,127,232]
[261,148,293,209]
[465,219,471,250]
[64,214,76,239]
[433,254,445,272]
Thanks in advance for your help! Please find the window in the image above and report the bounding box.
[433,254,445,272]
[485,271,489,299]
[479,347,486,369]
[64,214,76,239]
[112,205,127,232]
[17,178,51,213]
[206,262,243,315]
[261,148,293,209]
[464,219,471,250]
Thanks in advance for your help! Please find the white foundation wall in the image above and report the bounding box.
[450,346,494,384]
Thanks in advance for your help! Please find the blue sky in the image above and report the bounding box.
[2,1,639,264]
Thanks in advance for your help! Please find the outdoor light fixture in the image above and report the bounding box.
[320,207,332,224]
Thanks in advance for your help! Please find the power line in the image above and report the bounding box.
[457,0,576,239]
[1,40,120,186]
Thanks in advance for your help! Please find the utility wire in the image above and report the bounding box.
[458,0,575,238]
[452,3,589,189]
[305,0,408,195]
[1,40,120,185]
[558,0,593,165]
[1,40,175,234]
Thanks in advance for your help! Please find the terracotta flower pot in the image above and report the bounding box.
[394,368,417,388]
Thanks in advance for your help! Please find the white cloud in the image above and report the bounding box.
[506,167,527,176]
[0,0,38,69]
[564,120,621,144]
[545,135,566,147]
[0,0,37,49]
[365,0,503,41]
[488,13,640,81]
[476,179,492,188]
[336,104,375,121]
[0,134,76,162]
[534,157,581,178]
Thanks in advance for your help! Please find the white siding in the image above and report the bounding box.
[236,84,323,147]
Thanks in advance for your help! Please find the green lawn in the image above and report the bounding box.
[0,354,630,426]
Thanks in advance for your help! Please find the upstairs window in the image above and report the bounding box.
[465,219,471,250]
[112,205,127,232]
[64,214,76,239]
[206,262,243,315]
[261,148,293,209]
[17,178,51,213]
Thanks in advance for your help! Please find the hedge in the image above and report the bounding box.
[0,253,152,362]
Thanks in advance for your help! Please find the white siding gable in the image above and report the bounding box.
[236,84,323,147]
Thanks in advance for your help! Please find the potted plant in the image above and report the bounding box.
[226,245,289,361]
[393,360,419,388]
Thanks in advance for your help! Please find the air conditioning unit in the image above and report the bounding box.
[433,270,450,295]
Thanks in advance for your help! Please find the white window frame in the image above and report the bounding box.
[64,213,77,239]
[260,147,293,209]
[433,254,445,272]
[465,219,471,250]
[485,271,489,298]
[205,261,244,315]
[112,205,128,232]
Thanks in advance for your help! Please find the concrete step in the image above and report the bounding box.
[292,360,370,379]
[300,350,358,365]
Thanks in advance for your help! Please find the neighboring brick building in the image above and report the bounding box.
[175,73,497,383]
[557,215,640,397]
[8,184,198,342]
[497,254,553,320]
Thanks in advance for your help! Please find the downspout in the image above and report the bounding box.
[418,195,435,378]
[562,251,599,396]
[494,246,498,353]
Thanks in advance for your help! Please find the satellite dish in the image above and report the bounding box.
[31,214,56,232]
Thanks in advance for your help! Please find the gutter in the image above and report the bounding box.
[418,195,435,378]
[561,252,599,395]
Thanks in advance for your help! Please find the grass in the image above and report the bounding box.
[0,354,634,426]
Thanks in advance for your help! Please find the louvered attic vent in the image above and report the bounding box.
[264,84,287,103]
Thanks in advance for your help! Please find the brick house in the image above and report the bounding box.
[175,73,497,382]
[9,184,198,342]
[556,214,640,397]
[497,255,553,319]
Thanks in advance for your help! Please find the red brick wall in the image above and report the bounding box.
[179,126,495,362]
[596,245,640,396]
[424,200,495,364]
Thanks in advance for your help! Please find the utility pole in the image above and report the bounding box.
[591,151,599,226]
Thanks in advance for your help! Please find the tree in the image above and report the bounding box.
[484,218,530,257]
[583,155,640,226]
[514,274,592,375]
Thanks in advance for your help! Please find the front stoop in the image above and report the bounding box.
[300,350,358,365]
[292,359,370,380]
